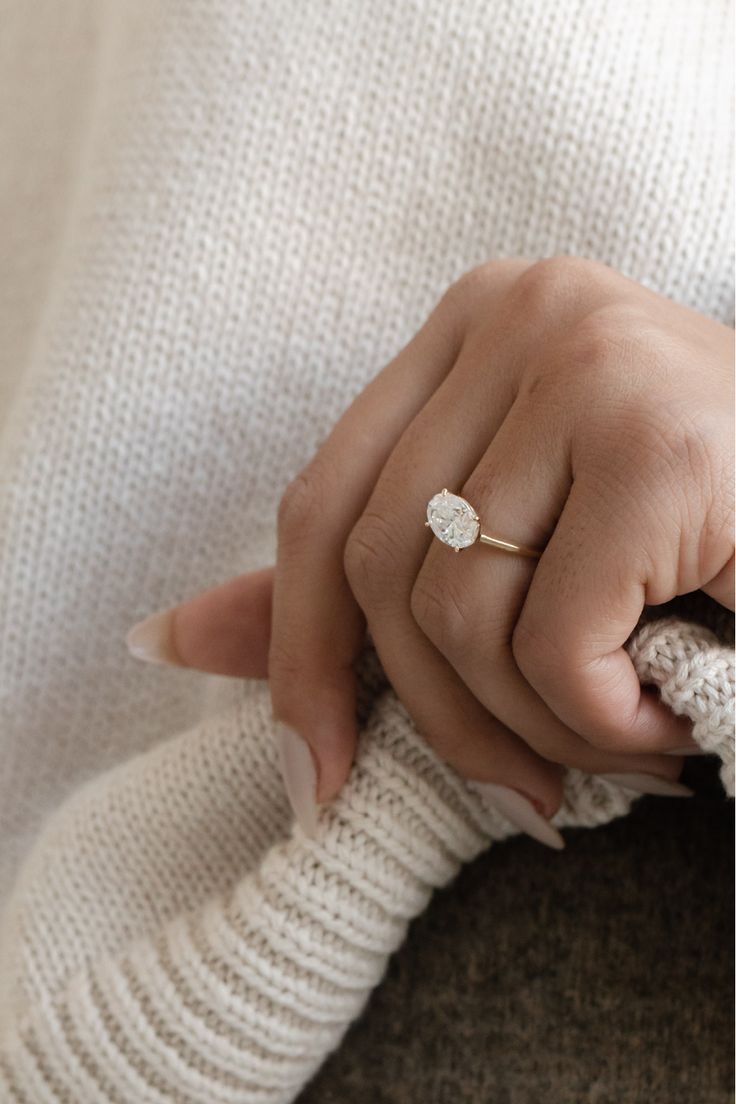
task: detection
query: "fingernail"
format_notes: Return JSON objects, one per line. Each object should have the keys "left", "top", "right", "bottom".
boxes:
{"left": 273, "top": 722, "right": 319, "bottom": 838}
{"left": 467, "top": 782, "right": 565, "bottom": 850}
{"left": 662, "top": 746, "right": 710, "bottom": 757}
{"left": 126, "top": 609, "right": 183, "bottom": 666}
{"left": 597, "top": 772, "right": 693, "bottom": 797}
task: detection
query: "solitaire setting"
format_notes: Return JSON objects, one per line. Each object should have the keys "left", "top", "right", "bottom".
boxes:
{"left": 425, "top": 490, "right": 480, "bottom": 550}
{"left": 425, "top": 488, "right": 543, "bottom": 559}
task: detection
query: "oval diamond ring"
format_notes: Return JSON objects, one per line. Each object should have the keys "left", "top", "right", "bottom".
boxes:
{"left": 425, "top": 489, "right": 542, "bottom": 559}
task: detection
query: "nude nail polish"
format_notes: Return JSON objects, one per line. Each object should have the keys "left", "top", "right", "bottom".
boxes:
{"left": 273, "top": 721, "right": 319, "bottom": 838}
{"left": 597, "top": 772, "right": 693, "bottom": 797}
{"left": 126, "top": 609, "right": 183, "bottom": 666}
{"left": 467, "top": 781, "right": 565, "bottom": 850}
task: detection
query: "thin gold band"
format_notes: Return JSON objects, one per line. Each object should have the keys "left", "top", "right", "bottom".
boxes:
{"left": 425, "top": 489, "right": 544, "bottom": 559}
{"left": 478, "top": 532, "right": 541, "bottom": 559}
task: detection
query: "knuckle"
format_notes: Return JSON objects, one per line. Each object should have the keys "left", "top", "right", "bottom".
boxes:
{"left": 508, "top": 256, "right": 601, "bottom": 319}
{"left": 640, "top": 415, "right": 703, "bottom": 471}
{"left": 565, "top": 308, "right": 630, "bottom": 373}
{"left": 277, "top": 465, "right": 331, "bottom": 545}
{"left": 410, "top": 570, "right": 474, "bottom": 657}
{"left": 607, "top": 405, "right": 716, "bottom": 501}
{"left": 448, "top": 259, "right": 509, "bottom": 299}
{"left": 521, "top": 303, "right": 647, "bottom": 410}
{"left": 543, "top": 320, "right": 629, "bottom": 407}
{"left": 441, "top": 259, "right": 526, "bottom": 327}
{"left": 343, "top": 512, "right": 403, "bottom": 607}
{"left": 568, "top": 306, "right": 666, "bottom": 392}
{"left": 652, "top": 408, "right": 721, "bottom": 476}
{"left": 511, "top": 616, "right": 560, "bottom": 677}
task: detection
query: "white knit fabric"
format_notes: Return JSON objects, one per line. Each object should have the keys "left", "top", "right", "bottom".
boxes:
{"left": 0, "top": 1, "right": 733, "bottom": 1100}
{"left": 628, "top": 618, "right": 735, "bottom": 796}
{"left": 0, "top": 631, "right": 732, "bottom": 1102}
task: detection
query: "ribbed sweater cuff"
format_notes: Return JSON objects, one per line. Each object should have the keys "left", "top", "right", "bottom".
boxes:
{"left": 0, "top": 689, "right": 633, "bottom": 1104}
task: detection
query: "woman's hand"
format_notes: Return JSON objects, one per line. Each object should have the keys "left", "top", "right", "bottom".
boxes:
{"left": 128, "top": 258, "right": 734, "bottom": 831}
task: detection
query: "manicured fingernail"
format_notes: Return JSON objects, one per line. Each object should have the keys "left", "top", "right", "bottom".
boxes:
{"left": 467, "top": 782, "right": 565, "bottom": 850}
{"left": 662, "top": 746, "right": 710, "bottom": 756}
{"left": 598, "top": 772, "right": 693, "bottom": 797}
{"left": 273, "top": 722, "right": 319, "bottom": 838}
{"left": 126, "top": 609, "right": 183, "bottom": 666}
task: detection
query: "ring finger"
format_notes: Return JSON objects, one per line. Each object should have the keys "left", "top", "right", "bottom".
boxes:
{"left": 343, "top": 391, "right": 565, "bottom": 816}
{"left": 353, "top": 337, "right": 686, "bottom": 780}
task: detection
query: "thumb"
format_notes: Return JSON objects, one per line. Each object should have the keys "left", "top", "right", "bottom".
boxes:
{"left": 126, "top": 567, "right": 275, "bottom": 677}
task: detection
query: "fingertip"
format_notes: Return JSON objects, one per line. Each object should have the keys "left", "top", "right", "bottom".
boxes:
{"left": 454, "top": 739, "right": 565, "bottom": 821}
{"left": 273, "top": 721, "right": 320, "bottom": 837}
{"left": 270, "top": 669, "right": 359, "bottom": 804}
{"left": 310, "top": 721, "right": 358, "bottom": 803}
{"left": 512, "top": 764, "right": 565, "bottom": 820}
{"left": 126, "top": 608, "right": 183, "bottom": 667}
{"left": 467, "top": 780, "right": 566, "bottom": 850}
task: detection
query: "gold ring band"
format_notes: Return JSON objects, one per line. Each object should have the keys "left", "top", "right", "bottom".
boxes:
{"left": 426, "top": 489, "right": 542, "bottom": 560}
{"left": 477, "top": 532, "right": 541, "bottom": 559}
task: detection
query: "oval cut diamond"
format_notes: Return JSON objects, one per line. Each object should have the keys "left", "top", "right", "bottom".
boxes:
{"left": 426, "top": 491, "right": 479, "bottom": 549}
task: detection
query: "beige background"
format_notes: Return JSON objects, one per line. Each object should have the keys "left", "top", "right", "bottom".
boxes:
{"left": 0, "top": 1, "right": 153, "bottom": 430}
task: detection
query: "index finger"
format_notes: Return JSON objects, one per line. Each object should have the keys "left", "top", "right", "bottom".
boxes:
{"left": 269, "top": 263, "right": 528, "bottom": 806}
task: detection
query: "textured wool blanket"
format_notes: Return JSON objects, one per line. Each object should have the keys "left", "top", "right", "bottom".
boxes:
{"left": 0, "top": 1, "right": 733, "bottom": 1101}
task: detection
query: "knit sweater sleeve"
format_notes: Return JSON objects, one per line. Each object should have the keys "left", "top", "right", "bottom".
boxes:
{"left": 0, "top": 619, "right": 731, "bottom": 1103}
{"left": 627, "top": 618, "right": 735, "bottom": 797}
{"left": 0, "top": 691, "right": 630, "bottom": 1104}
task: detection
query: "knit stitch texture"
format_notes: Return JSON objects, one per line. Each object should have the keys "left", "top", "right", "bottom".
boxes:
{"left": 0, "top": 628, "right": 732, "bottom": 1103}
{"left": 0, "top": 0, "right": 733, "bottom": 1100}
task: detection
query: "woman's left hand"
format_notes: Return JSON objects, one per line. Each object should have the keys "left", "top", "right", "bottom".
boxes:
{"left": 128, "top": 257, "right": 734, "bottom": 822}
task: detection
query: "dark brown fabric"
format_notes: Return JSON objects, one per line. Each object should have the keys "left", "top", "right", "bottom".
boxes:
{"left": 301, "top": 760, "right": 733, "bottom": 1104}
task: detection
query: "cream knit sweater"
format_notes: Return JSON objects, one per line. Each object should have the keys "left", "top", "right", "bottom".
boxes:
{"left": 0, "top": 1, "right": 733, "bottom": 1101}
